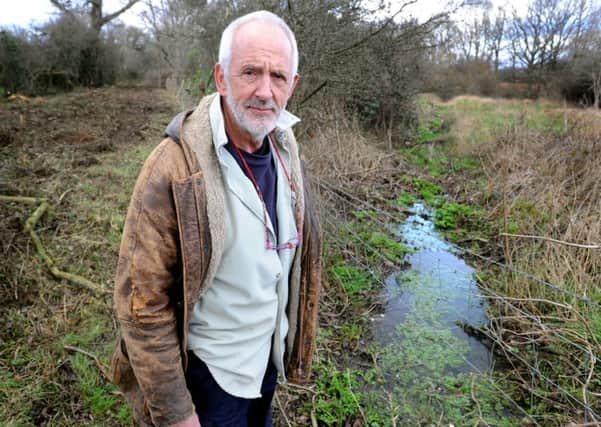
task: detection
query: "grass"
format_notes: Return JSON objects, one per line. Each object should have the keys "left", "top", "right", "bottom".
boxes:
{"left": 329, "top": 262, "right": 374, "bottom": 296}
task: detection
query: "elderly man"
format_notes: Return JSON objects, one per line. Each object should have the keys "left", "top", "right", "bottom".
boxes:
{"left": 110, "top": 10, "right": 321, "bottom": 427}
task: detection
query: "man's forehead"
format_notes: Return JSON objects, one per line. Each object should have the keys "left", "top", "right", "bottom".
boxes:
{"left": 232, "top": 20, "right": 291, "bottom": 57}
{"left": 235, "top": 19, "right": 286, "bottom": 37}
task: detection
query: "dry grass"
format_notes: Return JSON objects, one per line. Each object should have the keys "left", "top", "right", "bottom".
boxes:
{"left": 479, "top": 124, "right": 601, "bottom": 298}
{"left": 301, "top": 104, "right": 403, "bottom": 188}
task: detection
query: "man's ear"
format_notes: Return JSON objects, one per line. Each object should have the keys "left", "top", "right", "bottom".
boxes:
{"left": 215, "top": 63, "right": 227, "bottom": 96}
{"left": 288, "top": 74, "right": 300, "bottom": 99}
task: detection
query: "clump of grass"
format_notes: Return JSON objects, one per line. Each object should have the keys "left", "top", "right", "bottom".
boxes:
{"left": 403, "top": 176, "right": 442, "bottom": 204}
{"left": 434, "top": 200, "right": 475, "bottom": 230}
{"left": 394, "top": 191, "right": 416, "bottom": 207}
{"left": 328, "top": 263, "right": 373, "bottom": 296}
{"left": 302, "top": 102, "right": 401, "bottom": 189}
{"left": 312, "top": 362, "right": 363, "bottom": 426}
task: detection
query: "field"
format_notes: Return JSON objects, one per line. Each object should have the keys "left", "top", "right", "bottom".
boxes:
{"left": 1, "top": 88, "right": 601, "bottom": 426}
{"left": 0, "top": 88, "right": 174, "bottom": 425}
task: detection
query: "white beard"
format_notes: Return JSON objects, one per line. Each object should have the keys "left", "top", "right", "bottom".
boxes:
{"left": 224, "top": 80, "right": 285, "bottom": 142}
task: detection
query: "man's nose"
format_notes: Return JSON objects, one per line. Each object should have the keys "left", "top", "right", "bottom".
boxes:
{"left": 254, "top": 73, "right": 272, "bottom": 99}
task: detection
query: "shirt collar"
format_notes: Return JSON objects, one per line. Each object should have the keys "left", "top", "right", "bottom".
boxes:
{"left": 209, "top": 95, "right": 300, "bottom": 152}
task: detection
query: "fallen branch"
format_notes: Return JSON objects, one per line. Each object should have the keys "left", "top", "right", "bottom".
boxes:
{"left": 274, "top": 391, "right": 292, "bottom": 427}
{"left": 64, "top": 345, "right": 110, "bottom": 381}
{"left": 566, "top": 422, "right": 601, "bottom": 427}
{"left": 346, "top": 369, "right": 366, "bottom": 425}
{"left": 0, "top": 195, "right": 47, "bottom": 204}
{"left": 2, "top": 194, "right": 106, "bottom": 294}
{"left": 499, "top": 232, "right": 601, "bottom": 249}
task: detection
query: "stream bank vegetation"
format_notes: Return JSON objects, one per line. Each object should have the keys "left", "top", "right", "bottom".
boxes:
{"left": 410, "top": 94, "right": 601, "bottom": 425}
{"left": 2, "top": 89, "right": 531, "bottom": 426}
{"left": 271, "top": 105, "right": 530, "bottom": 426}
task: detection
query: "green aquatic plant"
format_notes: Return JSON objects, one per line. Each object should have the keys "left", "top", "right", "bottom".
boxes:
{"left": 394, "top": 191, "right": 416, "bottom": 207}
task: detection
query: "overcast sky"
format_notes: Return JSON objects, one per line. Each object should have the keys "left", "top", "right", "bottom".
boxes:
{"left": 0, "top": 0, "right": 532, "bottom": 30}
{"left": 0, "top": 0, "right": 146, "bottom": 28}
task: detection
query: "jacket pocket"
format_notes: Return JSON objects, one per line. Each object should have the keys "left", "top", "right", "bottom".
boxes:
{"left": 109, "top": 338, "right": 133, "bottom": 387}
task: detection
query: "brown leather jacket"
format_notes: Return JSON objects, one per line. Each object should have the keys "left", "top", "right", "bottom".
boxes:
{"left": 110, "top": 99, "right": 321, "bottom": 427}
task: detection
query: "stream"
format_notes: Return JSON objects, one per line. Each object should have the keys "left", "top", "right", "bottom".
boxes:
{"left": 359, "top": 202, "right": 522, "bottom": 423}
{"left": 371, "top": 202, "right": 498, "bottom": 381}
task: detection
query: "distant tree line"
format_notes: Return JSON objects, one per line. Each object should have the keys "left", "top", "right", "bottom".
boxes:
{"left": 6, "top": 0, "right": 596, "bottom": 141}
{"left": 0, "top": 0, "right": 155, "bottom": 95}
{"left": 423, "top": 0, "right": 601, "bottom": 107}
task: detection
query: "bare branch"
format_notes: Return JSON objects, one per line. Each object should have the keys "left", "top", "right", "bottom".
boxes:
{"left": 99, "top": 0, "right": 140, "bottom": 27}
{"left": 328, "top": 1, "right": 420, "bottom": 57}
{"left": 49, "top": 0, "right": 77, "bottom": 18}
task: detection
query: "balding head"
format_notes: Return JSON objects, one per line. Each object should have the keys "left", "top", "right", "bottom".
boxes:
{"left": 218, "top": 10, "right": 298, "bottom": 80}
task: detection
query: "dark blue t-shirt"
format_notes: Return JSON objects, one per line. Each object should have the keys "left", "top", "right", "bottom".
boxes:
{"left": 225, "top": 137, "right": 278, "bottom": 239}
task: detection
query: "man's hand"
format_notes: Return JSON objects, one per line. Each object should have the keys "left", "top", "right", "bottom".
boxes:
{"left": 172, "top": 413, "right": 201, "bottom": 427}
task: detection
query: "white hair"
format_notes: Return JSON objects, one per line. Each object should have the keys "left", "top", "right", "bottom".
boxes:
{"left": 218, "top": 10, "right": 299, "bottom": 80}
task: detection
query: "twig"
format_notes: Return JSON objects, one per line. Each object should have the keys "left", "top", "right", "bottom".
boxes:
{"left": 499, "top": 232, "right": 601, "bottom": 249}
{"left": 24, "top": 202, "right": 106, "bottom": 294}
{"left": 64, "top": 345, "right": 109, "bottom": 381}
{"left": 3, "top": 194, "right": 106, "bottom": 294}
{"left": 583, "top": 347, "right": 597, "bottom": 424}
{"left": 346, "top": 370, "right": 366, "bottom": 424}
{"left": 274, "top": 391, "right": 292, "bottom": 427}
{"left": 58, "top": 188, "right": 73, "bottom": 203}
{"left": 470, "top": 375, "right": 488, "bottom": 427}
{"left": 281, "top": 381, "right": 316, "bottom": 394}
{"left": 566, "top": 423, "right": 601, "bottom": 426}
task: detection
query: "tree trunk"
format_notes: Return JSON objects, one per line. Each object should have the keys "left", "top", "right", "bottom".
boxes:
{"left": 593, "top": 69, "right": 601, "bottom": 109}
{"left": 91, "top": 0, "right": 103, "bottom": 35}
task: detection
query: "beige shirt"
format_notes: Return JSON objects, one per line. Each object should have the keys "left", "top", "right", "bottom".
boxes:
{"left": 187, "top": 95, "right": 300, "bottom": 398}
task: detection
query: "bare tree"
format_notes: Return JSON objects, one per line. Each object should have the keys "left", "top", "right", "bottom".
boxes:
{"left": 568, "top": 5, "right": 601, "bottom": 107}
{"left": 508, "top": 0, "right": 589, "bottom": 85}
{"left": 485, "top": 7, "right": 505, "bottom": 70}
{"left": 139, "top": 0, "right": 449, "bottom": 138}
{"left": 48, "top": 0, "right": 142, "bottom": 86}
{"left": 50, "top": 0, "right": 141, "bottom": 35}
{"left": 140, "top": 0, "right": 215, "bottom": 101}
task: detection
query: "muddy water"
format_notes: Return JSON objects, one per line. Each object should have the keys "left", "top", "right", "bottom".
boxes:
{"left": 373, "top": 202, "right": 494, "bottom": 373}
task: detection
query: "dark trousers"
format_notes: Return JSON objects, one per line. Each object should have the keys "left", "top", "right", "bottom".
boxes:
{"left": 185, "top": 351, "right": 278, "bottom": 427}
